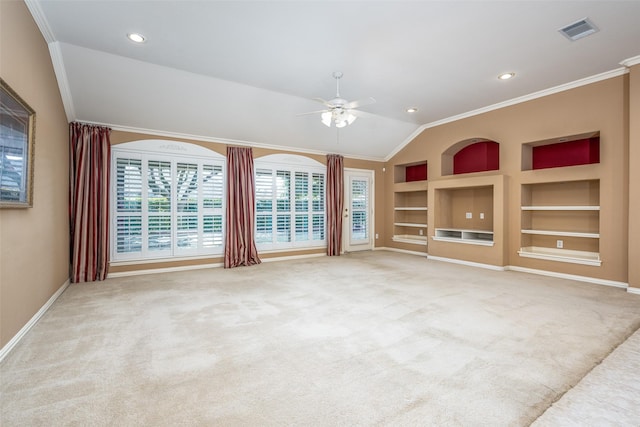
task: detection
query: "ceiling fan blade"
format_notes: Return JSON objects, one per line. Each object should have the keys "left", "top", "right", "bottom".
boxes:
{"left": 312, "top": 97, "right": 334, "bottom": 107}
{"left": 344, "top": 97, "right": 376, "bottom": 109}
{"left": 296, "top": 109, "right": 330, "bottom": 117}
{"left": 348, "top": 109, "right": 377, "bottom": 119}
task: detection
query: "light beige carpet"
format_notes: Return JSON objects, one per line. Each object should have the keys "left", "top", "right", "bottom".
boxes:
{"left": 2, "top": 251, "right": 640, "bottom": 426}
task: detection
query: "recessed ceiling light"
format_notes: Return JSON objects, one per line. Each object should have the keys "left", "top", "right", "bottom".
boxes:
{"left": 127, "top": 33, "right": 146, "bottom": 43}
{"left": 406, "top": 107, "right": 418, "bottom": 113}
{"left": 498, "top": 72, "right": 515, "bottom": 80}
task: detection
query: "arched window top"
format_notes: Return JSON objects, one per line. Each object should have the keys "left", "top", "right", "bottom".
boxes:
{"left": 255, "top": 153, "right": 324, "bottom": 169}
{"left": 114, "top": 139, "right": 224, "bottom": 159}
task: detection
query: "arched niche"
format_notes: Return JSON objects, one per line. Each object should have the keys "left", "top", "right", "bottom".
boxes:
{"left": 441, "top": 138, "right": 499, "bottom": 176}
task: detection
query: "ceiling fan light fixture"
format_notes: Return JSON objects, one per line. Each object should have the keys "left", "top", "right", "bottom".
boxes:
{"left": 346, "top": 113, "right": 357, "bottom": 125}
{"left": 321, "top": 111, "right": 332, "bottom": 127}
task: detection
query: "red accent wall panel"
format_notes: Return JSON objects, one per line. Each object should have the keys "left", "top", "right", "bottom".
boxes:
{"left": 405, "top": 163, "right": 428, "bottom": 182}
{"left": 453, "top": 141, "right": 499, "bottom": 174}
{"left": 532, "top": 138, "right": 600, "bottom": 170}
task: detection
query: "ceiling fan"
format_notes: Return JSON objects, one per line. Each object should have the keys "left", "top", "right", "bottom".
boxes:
{"left": 299, "top": 71, "right": 376, "bottom": 128}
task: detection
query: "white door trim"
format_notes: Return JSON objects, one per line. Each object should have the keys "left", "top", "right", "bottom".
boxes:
{"left": 343, "top": 168, "right": 375, "bottom": 252}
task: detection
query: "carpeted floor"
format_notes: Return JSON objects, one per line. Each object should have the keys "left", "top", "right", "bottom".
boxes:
{"left": 2, "top": 251, "right": 640, "bottom": 426}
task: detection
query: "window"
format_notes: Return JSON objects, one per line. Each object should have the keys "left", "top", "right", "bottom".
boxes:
{"left": 111, "top": 140, "right": 224, "bottom": 261}
{"left": 254, "top": 154, "right": 325, "bottom": 250}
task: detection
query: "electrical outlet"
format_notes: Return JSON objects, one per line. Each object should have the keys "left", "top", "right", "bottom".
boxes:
{"left": 556, "top": 240, "right": 564, "bottom": 249}
{"left": 466, "top": 212, "right": 472, "bottom": 219}
{"left": 375, "top": 233, "right": 379, "bottom": 239}
{"left": 419, "top": 229, "right": 424, "bottom": 236}
{"left": 480, "top": 213, "right": 485, "bottom": 219}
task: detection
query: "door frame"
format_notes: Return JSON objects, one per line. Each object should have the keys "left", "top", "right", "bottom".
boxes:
{"left": 343, "top": 168, "right": 375, "bottom": 253}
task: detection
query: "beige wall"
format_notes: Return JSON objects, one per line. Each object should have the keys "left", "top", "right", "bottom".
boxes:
{"left": 0, "top": 1, "right": 70, "bottom": 347}
{"left": 629, "top": 65, "right": 640, "bottom": 290}
{"left": 2, "top": 0, "right": 635, "bottom": 350}
{"left": 387, "top": 76, "right": 631, "bottom": 282}
{"left": 109, "top": 130, "right": 385, "bottom": 274}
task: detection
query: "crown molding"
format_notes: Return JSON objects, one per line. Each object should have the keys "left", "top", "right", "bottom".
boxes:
{"left": 48, "top": 42, "right": 76, "bottom": 122}
{"left": 383, "top": 125, "right": 431, "bottom": 162}
{"left": 620, "top": 55, "right": 640, "bottom": 68}
{"left": 91, "top": 122, "right": 385, "bottom": 162}
{"left": 385, "top": 66, "right": 629, "bottom": 162}
{"left": 24, "top": 0, "right": 55, "bottom": 43}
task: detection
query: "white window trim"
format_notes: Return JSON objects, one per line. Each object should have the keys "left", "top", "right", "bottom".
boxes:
{"left": 110, "top": 140, "right": 225, "bottom": 263}
{"left": 254, "top": 154, "right": 326, "bottom": 252}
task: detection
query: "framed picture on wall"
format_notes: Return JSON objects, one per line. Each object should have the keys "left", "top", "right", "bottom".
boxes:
{"left": 1, "top": 78, "right": 36, "bottom": 208}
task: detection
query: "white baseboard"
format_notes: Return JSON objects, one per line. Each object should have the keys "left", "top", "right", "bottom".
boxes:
{"left": 507, "top": 265, "right": 628, "bottom": 289}
{"left": 0, "top": 278, "right": 70, "bottom": 363}
{"left": 427, "top": 255, "right": 507, "bottom": 271}
{"left": 378, "top": 246, "right": 428, "bottom": 257}
{"left": 261, "top": 252, "right": 326, "bottom": 263}
{"left": 107, "top": 262, "right": 223, "bottom": 278}
{"left": 108, "top": 252, "right": 329, "bottom": 278}
{"left": 627, "top": 287, "right": 640, "bottom": 295}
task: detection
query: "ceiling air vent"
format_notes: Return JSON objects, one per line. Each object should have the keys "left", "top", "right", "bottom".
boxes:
{"left": 559, "top": 18, "right": 598, "bottom": 41}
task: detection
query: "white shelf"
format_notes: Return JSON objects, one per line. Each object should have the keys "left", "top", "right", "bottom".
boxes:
{"left": 394, "top": 207, "right": 428, "bottom": 211}
{"left": 518, "top": 246, "right": 601, "bottom": 266}
{"left": 521, "top": 229, "right": 599, "bottom": 238}
{"left": 394, "top": 222, "right": 427, "bottom": 228}
{"left": 521, "top": 205, "right": 600, "bottom": 211}
{"left": 432, "top": 228, "right": 494, "bottom": 246}
{"left": 392, "top": 235, "right": 428, "bottom": 245}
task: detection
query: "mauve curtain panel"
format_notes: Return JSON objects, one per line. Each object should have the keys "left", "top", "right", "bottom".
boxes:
{"left": 224, "top": 146, "right": 261, "bottom": 268}
{"left": 69, "top": 122, "right": 111, "bottom": 283}
{"left": 326, "top": 154, "right": 344, "bottom": 256}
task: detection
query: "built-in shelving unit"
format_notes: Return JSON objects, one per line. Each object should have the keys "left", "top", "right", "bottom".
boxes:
{"left": 392, "top": 161, "right": 428, "bottom": 246}
{"left": 441, "top": 138, "right": 500, "bottom": 176}
{"left": 433, "top": 228, "right": 494, "bottom": 246}
{"left": 522, "top": 131, "right": 600, "bottom": 171}
{"left": 431, "top": 184, "right": 495, "bottom": 246}
{"left": 519, "top": 179, "right": 601, "bottom": 266}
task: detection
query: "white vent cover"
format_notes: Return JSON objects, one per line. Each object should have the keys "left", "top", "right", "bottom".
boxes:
{"left": 559, "top": 18, "right": 599, "bottom": 41}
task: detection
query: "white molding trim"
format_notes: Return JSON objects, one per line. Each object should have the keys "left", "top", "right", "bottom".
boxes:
{"left": 627, "top": 287, "right": 640, "bottom": 295}
{"left": 427, "top": 255, "right": 506, "bottom": 271}
{"left": 108, "top": 262, "right": 223, "bottom": 278}
{"left": 110, "top": 254, "right": 222, "bottom": 267}
{"left": 108, "top": 252, "right": 327, "bottom": 277}
{"left": 24, "top": 0, "right": 56, "bottom": 43}
{"left": 507, "top": 265, "right": 628, "bottom": 289}
{"left": 48, "top": 42, "right": 76, "bottom": 122}
{"left": 620, "top": 55, "right": 640, "bottom": 68}
{"left": 0, "top": 278, "right": 70, "bottom": 363}
{"left": 384, "top": 125, "right": 434, "bottom": 162}
{"left": 261, "top": 252, "right": 326, "bottom": 263}
{"left": 378, "top": 246, "right": 428, "bottom": 257}
{"left": 93, "top": 122, "right": 385, "bottom": 163}
{"left": 385, "top": 67, "right": 628, "bottom": 162}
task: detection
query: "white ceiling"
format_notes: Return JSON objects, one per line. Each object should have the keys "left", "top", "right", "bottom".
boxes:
{"left": 27, "top": 1, "right": 640, "bottom": 160}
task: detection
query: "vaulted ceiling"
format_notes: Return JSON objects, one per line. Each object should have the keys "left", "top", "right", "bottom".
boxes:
{"left": 26, "top": 1, "right": 640, "bottom": 160}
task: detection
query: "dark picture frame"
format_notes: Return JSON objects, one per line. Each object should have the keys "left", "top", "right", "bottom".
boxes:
{"left": 1, "top": 78, "right": 36, "bottom": 208}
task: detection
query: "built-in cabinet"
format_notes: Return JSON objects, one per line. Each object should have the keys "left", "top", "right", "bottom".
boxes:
{"left": 518, "top": 132, "right": 602, "bottom": 267}
{"left": 518, "top": 179, "right": 601, "bottom": 266}
{"left": 392, "top": 162, "right": 428, "bottom": 246}
{"left": 388, "top": 130, "right": 604, "bottom": 274}
{"left": 432, "top": 185, "right": 495, "bottom": 246}
{"left": 428, "top": 174, "right": 506, "bottom": 267}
